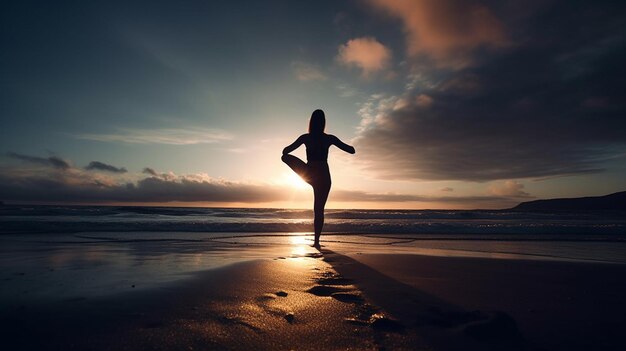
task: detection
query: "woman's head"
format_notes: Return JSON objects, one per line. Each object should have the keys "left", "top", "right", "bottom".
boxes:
{"left": 309, "top": 109, "right": 326, "bottom": 134}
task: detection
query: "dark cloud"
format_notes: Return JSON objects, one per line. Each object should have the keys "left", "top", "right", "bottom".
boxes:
{"left": 85, "top": 161, "right": 127, "bottom": 173}
{"left": 7, "top": 152, "right": 70, "bottom": 170}
{"left": 0, "top": 159, "right": 522, "bottom": 206}
{"left": 0, "top": 168, "right": 283, "bottom": 203}
{"left": 142, "top": 167, "right": 158, "bottom": 176}
{"left": 125, "top": 177, "right": 278, "bottom": 203}
{"left": 333, "top": 190, "right": 425, "bottom": 202}
{"left": 355, "top": 0, "right": 626, "bottom": 181}
{"left": 332, "top": 189, "right": 518, "bottom": 204}
{"left": 488, "top": 180, "right": 530, "bottom": 197}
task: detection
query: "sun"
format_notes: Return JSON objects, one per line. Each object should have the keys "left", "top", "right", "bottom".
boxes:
{"left": 284, "top": 171, "right": 308, "bottom": 189}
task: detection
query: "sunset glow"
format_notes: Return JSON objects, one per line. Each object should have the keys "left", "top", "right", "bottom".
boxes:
{"left": 1, "top": 2, "right": 626, "bottom": 350}
{"left": 1, "top": 1, "right": 624, "bottom": 209}
{"left": 283, "top": 171, "right": 309, "bottom": 190}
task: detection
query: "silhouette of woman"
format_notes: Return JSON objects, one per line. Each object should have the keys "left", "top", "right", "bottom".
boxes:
{"left": 282, "top": 109, "right": 355, "bottom": 248}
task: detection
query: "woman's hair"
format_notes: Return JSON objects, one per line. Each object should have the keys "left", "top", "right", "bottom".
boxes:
{"left": 309, "top": 109, "right": 326, "bottom": 134}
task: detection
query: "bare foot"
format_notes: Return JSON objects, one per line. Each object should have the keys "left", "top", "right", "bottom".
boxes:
{"left": 312, "top": 242, "right": 322, "bottom": 250}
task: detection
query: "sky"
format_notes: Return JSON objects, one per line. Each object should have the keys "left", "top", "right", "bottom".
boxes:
{"left": 1, "top": 0, "right": 625, "bottom": 209}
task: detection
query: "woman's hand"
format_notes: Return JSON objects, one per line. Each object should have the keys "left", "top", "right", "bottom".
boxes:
{"left": 282, "top": 135, "right": 305, "bottom": 155}
{"left": 331, "top": 135, "right": 355, "bottom": 154}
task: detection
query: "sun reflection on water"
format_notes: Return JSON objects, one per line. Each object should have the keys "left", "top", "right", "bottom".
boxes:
{"left": 290, "top": 235, "right": 309, "bottom": 246}
{"left": 290, "top": 235, "right": 311, "bottom": 257}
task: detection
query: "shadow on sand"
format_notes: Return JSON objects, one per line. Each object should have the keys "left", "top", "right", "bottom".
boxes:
{"left": 319, "top": 248, "right": 527, "bottom": 350}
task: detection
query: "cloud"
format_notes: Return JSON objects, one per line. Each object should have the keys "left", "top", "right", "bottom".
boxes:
{"left": 353, "top": 91, "right": 619, "bottom": 181}
{"left": 368, "top": 0, "right": 508, "bottom": 68}
{"left": 142, "top": 167, "right": 158, "bottom": 176}
{"left": 337, "top": 37, "right": 392, "bottom": 77}
{"left": 85, "top": 161, "right": 127, "bottom": 173}
{"left": 7, "top": 152, "right": 70, "bottom": 170}
{"left": 332, "top": 189, "right": 521, "bottom": 205}
{"left": 332, "top": 190, "right": 425, "bottom": 202}
{"left": 438, "top": 73, "right": 482, "bottom": 94}
{"left": 76, "top": 128, "right": 232, "bottom": 145}
{"left": 0, "top": 171, "right": 276, "bottom": 204}
{"left": 353, "top": 2, "right": 626, "bottom": 181}
{"left": 582, "top": 97, "right": 610, "bottom": 109}
{"left": 291, "top": 61, "right": 327, "bottom": 81}
{"left": 335, "top": 83, "right": 360, "bottom": 98}
{"left": 489, "top": 180, "right": 530, "bottom": 197}
{"left": 0, "top": 154, "right": 523, "bottom": 206}
{"left": 0, "top": 159, "right": 285, "bottom": 203}
{"left": 415, "top": 94, "right": 433, "bottom": 108}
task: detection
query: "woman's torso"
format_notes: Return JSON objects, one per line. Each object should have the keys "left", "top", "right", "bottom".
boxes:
{"left": 304, "top": 133, "right": 331, "bottom": 163}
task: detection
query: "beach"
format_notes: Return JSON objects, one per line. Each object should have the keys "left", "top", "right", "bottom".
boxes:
{"left": 2, "top": 239, "right": 423, "bottom": 351}
{"left": 2, "top": 230, "right": 626, "bottom": 350}
{"left": 328, "top": 252, "right": 626, "bottom": 351}
{"left": 2, "top": 207, "right": 626, "bottom": 349}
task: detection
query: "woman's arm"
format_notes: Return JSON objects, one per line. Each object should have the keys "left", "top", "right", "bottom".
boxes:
{"left": 282, "top": 134, "right": 306, "bottom": 155}
{"left": 330, "top": 135, "right": 355, "bottom": 154}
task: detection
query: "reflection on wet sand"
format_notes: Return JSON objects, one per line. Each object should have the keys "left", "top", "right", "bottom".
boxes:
{"left": 2, "top": 231, "right": 626, "bottom": 305}
{"left": 2, "top": 231, "right": 626, "bottom": 350}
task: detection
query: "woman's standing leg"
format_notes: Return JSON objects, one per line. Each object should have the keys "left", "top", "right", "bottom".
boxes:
{"left": 312, "top": 182, "right": 331, "bottom": 248}
{"left": 283, "top": 155, "right": 331, "bottom": 248}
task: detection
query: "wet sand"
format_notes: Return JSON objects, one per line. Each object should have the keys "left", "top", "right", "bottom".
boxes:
{"left": 2, "top": 246, "right": 626, "bottom": 350}
{"left": 326, "top": 251, "right": 626, "bottom": 351}
{"left": 2, "top": 250, "right": 420, "bottom": 350}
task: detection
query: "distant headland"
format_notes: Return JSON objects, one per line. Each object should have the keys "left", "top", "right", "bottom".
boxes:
{"left": 512, "top": 191, "right": 626, "bottom": 211}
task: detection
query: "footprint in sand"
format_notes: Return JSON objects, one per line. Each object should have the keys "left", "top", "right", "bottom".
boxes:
{"left": 316, "top": 276, "right": 353, "bottom": 286}
{"left": 257, "top": 293, "right": 277, "bottom": 301}
{"left": 331, "top": 292, "right": 364, "bottom": 303}
{"left": 310, "top": 269, "right": 405, "bottom": 333}
{"left": 219, "top": 315, "right": 263, "bottom": 332}
{"left": 345, "top": 310, "right": 404, "bottom": 333}
{"left": 307, "top": 284, "right": 363, "bottom": 304}
{"left": 307, "top": 285, "right": 346, "bottom": 296}
{"left": 370, "top": 314, "right": 404, "bottom": 332}
{"left": 308, "top": 262, "right": 404, "bottom": 337}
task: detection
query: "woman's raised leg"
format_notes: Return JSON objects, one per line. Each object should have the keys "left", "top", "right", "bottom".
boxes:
{"left": 281, "top": 154, "right": 309, "bottom": 182}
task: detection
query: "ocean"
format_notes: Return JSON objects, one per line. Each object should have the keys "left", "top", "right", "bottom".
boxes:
{"left": 2, "top": 205, "right": 626, "bottom": 236}
{"left": 2, "top": 205, "right": 625, "bottom": 301}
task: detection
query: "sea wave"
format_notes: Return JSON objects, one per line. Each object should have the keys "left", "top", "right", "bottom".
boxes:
{"left": 1, "top": 205, "right": 625, "bottom": 236}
